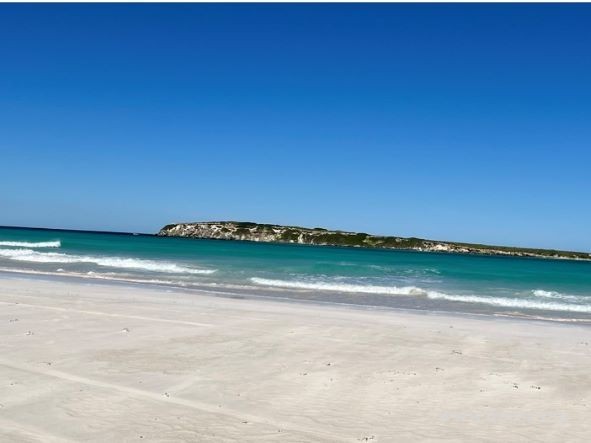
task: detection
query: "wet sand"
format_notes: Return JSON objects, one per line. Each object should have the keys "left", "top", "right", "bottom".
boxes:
{"left": 1, "top": 276, "right": 590, "bottom": 442}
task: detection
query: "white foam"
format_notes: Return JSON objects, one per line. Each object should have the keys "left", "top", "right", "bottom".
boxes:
{"left": 533, "top": 289, "right": 563, "bottom": 298}
{"left": 250, "top": 277, "right": 591, "bottom": 314}
{"left": 426, "top": 292, "right": 591, "bottom": 313}
{"left": 0, "top": 248, "right": 216, "bottom": 275}
{"left": 0, "top": 240, "right": 61, "bottom": 248}
{"left": 0, "top": 266, "right": 182, "bottom": 285}
{"left": 250, "top": 277, "right": 427, "bottom": 295}
{"left": 531, "top": 289, "right": 586, "bottom": 302}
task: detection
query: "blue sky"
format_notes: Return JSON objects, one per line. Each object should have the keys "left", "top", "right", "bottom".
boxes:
{"left": 1, "top": 4, "right": 590, "bottom": 251}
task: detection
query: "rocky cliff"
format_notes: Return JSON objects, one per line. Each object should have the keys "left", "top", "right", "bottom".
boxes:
{"left": 157, "top": 221, "right": 590, "bottom": 261}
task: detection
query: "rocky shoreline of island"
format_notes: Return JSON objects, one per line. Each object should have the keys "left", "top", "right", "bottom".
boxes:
{"left": 157, "top": 221, "right": 591, "bottom": 261}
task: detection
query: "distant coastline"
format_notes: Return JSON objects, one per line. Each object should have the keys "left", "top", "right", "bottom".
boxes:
{"left": 158, "top": 221, "right": 591, "bottom": 262}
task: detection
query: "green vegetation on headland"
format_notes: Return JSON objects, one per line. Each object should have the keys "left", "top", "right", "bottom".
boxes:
{"left": 158, "top": 221, "right": 591, "bottom": 261}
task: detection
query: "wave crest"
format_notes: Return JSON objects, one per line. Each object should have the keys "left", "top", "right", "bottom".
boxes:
{"left": 0, "top": 240, "right": 61, "bottom": 248}
{"left": 531, "top": 289, "right": 586, "bottom": 302}
{"left": 0, "top": 248, "right": 215, "bottom": 275}
{"left": 250, "top": 277, "right": 427, "bottom": 296}
{"left": 250, "top": 277, "right": 591, "bottom": 313}
{"left": 426, "top": 292, "right": 591, "bottom": 313}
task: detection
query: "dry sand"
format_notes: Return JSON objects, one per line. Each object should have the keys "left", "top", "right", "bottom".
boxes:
{"left": 1, "top": 276, "right": 590, "bottom": 442}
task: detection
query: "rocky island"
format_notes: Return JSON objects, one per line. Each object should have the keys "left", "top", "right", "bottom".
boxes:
{"left": 158, "top": 221, "right": 590, "bottom": 261}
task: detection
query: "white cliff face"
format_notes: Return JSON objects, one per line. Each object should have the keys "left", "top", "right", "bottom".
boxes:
{"left": 157, "top": 222, "right": 591, "bottom": 261}
{"left": 163, "top": 223, "right": 290, "bottom": 242}
{"left": 158, "top": 222, "right": 355, "bottom": 243}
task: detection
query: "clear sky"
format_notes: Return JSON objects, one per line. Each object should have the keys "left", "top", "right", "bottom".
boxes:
{"left": 1, "top": 4, "right": 590, "bottom": 251}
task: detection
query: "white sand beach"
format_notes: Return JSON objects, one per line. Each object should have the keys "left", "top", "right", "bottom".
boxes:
{"left": 1, "top": 276, "right": 590, "bottom": 442}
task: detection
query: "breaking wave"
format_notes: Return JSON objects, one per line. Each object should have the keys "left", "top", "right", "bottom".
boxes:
{"left": 0, "top": 240, "right": 61, "bottom": 248}
{"left": 250, "top": 277, "right": 427, "bottom": 295}
{"left": 531, "top": 289, "right": 587, "bottom": 302}
{"left": 0, "top": 248, "right": 216, "bottom": 275}
{"left": 426, "top": 292, "right": 591, "bottom": 313}
{"left": 250, "top": 278, "right": 591, "bottom": 313}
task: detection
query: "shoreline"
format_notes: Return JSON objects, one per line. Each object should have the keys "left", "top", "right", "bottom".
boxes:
{"left": 2, "top": 272, "right": 590, "bottom": 331}
{"left": 2, "top": 275, "right": 591, "bottom": 441}
{"left": 2, "top": 268, "right": 590, "bottom": 326}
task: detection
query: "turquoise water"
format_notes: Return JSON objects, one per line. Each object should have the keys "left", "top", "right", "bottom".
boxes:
{"left": 1, "top": 226, "right": 590, "bottom": 320}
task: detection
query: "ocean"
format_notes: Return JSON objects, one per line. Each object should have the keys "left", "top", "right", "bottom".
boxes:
{"left": 1, "top": 226, "right": 590, "bottom": 321}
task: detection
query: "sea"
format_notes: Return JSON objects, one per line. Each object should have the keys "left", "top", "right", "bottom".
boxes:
{"left": 1, "top": 226, "right": 590, "bottom": 322}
